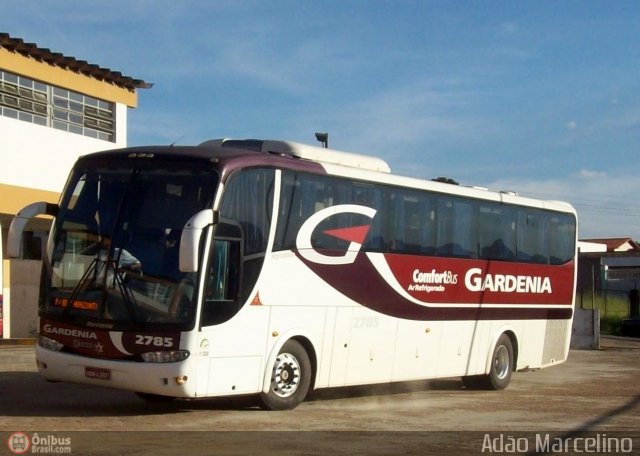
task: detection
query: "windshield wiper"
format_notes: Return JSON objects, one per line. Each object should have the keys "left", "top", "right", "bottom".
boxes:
{"left": 66, "top": 257, "right": 138, "bottom": 322}
{"left": 67, "top": 257, "right": 100, "bottom": 305}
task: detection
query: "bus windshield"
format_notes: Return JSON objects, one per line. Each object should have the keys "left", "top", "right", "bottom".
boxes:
{"left": 44, "top": 164, "right": 217, "bottom": 330}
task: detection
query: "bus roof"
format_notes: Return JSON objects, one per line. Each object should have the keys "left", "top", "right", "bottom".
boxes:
{"left": 199, "top": 139, "right": 391, "bottom": 173}
{"left": 76, "top": 140, "right": 575, "bottom": 215}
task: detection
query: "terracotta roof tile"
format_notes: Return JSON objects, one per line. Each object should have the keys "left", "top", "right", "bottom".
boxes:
{"left": 0, "top": 32, "right": 150, "bottom": 91}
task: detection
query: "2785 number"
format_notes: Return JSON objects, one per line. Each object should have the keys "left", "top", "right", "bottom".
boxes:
{"left": 135, "top": 335, "right": 173, "bottom": 347}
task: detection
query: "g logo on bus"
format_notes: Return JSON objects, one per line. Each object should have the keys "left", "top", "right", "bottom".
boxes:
{"left": 296, "top": 204, "right": 377, "bottom": 265}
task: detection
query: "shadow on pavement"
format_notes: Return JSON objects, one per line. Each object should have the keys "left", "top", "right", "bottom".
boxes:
{"left": 0, "top": 370, "right": 468, "bottom": 417}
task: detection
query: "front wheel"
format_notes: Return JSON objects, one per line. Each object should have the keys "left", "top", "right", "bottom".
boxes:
{"left": 259, "top": 340, "right": 311, "bottom": 410}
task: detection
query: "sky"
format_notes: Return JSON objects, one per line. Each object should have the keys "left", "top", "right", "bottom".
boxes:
{"left": 4, "top": 1, "right": 640, "bottom": 240}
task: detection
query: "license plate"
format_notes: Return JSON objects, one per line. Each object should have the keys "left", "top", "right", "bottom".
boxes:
{"left": 85, "top": 366, "right": 111, "bottom": 381}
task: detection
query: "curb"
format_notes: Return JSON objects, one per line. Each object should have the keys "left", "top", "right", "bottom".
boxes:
{"left": 600, "top": 334, "right": 640, "bottom": 341}
{"left": 0, "top": 338, "right": 36, "bottom": 347}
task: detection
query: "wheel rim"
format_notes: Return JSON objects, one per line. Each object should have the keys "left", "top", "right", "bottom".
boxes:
{"left": 270, "top": 352, "right": 301, "bottom": 398}
{"left": 493, "top": 345, "right": 510, "bottom": 380}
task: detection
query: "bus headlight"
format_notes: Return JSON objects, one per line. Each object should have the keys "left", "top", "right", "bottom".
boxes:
{"left": 141, "top": 350, "right": 190, "bottom": 363}
{"left": 38, "top": 335, "right": 64, "bottom": 352}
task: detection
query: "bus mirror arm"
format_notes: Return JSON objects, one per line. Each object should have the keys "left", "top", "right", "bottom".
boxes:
{"left": 179, "top": 209, "right": 217, "bottom": 273}
{"left": 7, "top": 201, "right": 59, "bottom": 258}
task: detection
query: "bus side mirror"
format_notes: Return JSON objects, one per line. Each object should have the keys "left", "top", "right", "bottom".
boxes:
{"left": 179, "top": 209, "right": 217, "bottom": 273}
{"left": 8, "top": 202, "right": 58, "bottom": 258}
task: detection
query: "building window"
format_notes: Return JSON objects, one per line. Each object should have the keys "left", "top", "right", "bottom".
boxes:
{"left": 0, "top": 70, "right": 115, "bottom": 142}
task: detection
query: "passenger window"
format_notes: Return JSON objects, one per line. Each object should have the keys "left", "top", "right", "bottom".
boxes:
{"left": 478, "top": 204, "right": 516, "bottom": 261}
{"left": 549, "top": 214, "right": 576, "bottom": 264}
{"left": 389, "top": 190, "right": 436, "bottom": 255}
{"left": 219, "top": 169, "right": 275, "bottom": 307}
{"left": 437, "top": 198, "right": 475, "bottom": 258}
{"left": 220, "top": 169, "right": 274, "bottom": 256}
{"left": 517, "top": 211, "right": 548, "bottom": 264}
{"left": 274, "top": 173, "right": 332, "bottom": 251}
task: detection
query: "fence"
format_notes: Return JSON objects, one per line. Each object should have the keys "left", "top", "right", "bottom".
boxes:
{"left": 577, "top": 289, "right": 631, "bottom": 318}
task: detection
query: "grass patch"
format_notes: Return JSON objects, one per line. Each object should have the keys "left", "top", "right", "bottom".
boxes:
{"left": 576, "top": 292, "right": 629, "bottom": 318}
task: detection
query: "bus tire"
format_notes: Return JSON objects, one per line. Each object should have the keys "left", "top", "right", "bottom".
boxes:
{"left": 259, "top": 340, "right": 311, "bottom": 411}
{"left": 463, "top": 334, "right": 514, "bottom": 390}
{"left": 485, "top": 334, "right": 514, "bottom": 390}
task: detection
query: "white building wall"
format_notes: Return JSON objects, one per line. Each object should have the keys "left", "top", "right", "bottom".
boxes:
{"left": 578, "top": 241, "right": 607, "bottom": 254}
{"left": 1, "top": 102, "right": 128, "bottom": 338}
{"left": 0, "top": 102, "right": 127, "bottom": 192}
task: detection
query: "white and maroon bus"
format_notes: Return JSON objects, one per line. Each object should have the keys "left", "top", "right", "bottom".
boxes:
{"left": 8, "top": 139, "right": 577, "bottom": 409}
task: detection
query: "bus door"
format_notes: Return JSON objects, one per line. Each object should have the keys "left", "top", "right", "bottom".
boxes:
{"left": 181, "top": 211, "right": 268, "bottom": 397}
{"left": 198, "top": 219, "right": 269, "bottom": 396}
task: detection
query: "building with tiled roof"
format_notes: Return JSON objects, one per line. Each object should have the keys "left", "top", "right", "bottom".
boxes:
{"left": 0, "top": 32, "right": 149, "bottom": 337}
{"left": 580, "top": 237, "right": 640, "bottom": 252}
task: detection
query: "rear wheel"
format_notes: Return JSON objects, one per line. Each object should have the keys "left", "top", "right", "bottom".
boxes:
{"left": 462, "top": 334, "right": 514, "bottom": 390}
{"left": 487, "top": 334, "right": 513, "bottom": 390}
{"left": 259, "top": 340, "right": 311, "bottom": 410}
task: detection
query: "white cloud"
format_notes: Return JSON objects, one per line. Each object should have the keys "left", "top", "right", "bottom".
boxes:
{"left": 574, "top": 169, "right": 607, "bottom": 179}
{"left": 603, "top": 105, "right": 640, "bottom": 130}
{"left": 214, "top": 41, "right": 306, "bottom": 94}
{"left": 282, "top": 78, "right": 502, "bottom": 163}
{"left": 486, "top": 169, "right": 640, "bottom": 240}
